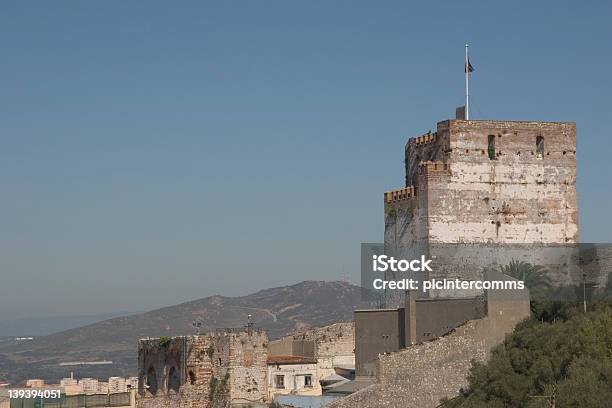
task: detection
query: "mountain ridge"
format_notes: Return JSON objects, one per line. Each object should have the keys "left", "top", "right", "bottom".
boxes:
{"left": 0, "top": 280, "right": 371, "bottom": 384}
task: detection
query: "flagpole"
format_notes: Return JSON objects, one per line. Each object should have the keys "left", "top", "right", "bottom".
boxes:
{"left": 465, "top": 43, "right": 469, "bottom": 120}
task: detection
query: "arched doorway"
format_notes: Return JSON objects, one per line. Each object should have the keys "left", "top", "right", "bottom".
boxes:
{"left": 167, "top": 365, "right": 180, "bottom": 393}
{"left": 146, "top": 366, "right": 158, "bottom": 396}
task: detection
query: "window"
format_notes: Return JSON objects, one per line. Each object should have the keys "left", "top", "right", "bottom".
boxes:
{"left": 275, "top": 375, "right": 285, "bottom": 389}
{"left": 188, "top": 370, "right": 196, "bottom": 385}
{"left": 487, "top": 135, "right": 496, "bottom": 160}
{"left": 536, "top": 136, "right": 544, "bottom": 158}
{"left": 304, "top": 375, "right": 313, "bottom": 388}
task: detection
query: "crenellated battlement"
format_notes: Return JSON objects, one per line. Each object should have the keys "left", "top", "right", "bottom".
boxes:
{"left": 418, "top": 160, "right": 450, "bottom": 173}
{"left": 384, "top": 186, "right": 416, "bottom": 203}
{"left": 408, "top": 132, "right": 438, "bottom": 147}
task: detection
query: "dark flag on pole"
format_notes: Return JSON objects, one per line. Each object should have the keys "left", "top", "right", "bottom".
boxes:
{"left": 464, "top": 44, "right": 472, "bottom": 119}
{"left": 465, "top": 58, "right": 474, "bottom": 73}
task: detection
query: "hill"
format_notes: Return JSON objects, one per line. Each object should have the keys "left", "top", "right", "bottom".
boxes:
{"left": 0, "top": 312, "right": 135, "bottom": 337}
{"left": 0, "top": 280, "right": 370, "bottom": 384}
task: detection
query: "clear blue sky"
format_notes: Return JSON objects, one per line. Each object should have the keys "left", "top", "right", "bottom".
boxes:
{"left": 1, "top": 1, "right": 610, "bottom": 320}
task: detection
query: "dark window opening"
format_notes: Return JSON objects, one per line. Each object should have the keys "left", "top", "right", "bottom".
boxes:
{"left": 536, "top": 136, "right": 544, "bottom": 158}
{"left": 487, "top": 135, "right": 496, "bottom": 160}
{"left": 275, "top": 375, "right": 285, "bottom": 389}
{"left": 188, "top": 370, "right": 196, "bottom": 385}
{"left": 304, "top": 375, "right": 313, "bottom": 387}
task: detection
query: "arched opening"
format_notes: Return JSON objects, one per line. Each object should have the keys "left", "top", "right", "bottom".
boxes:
{"left": 167, "top": 366, "right": 180, "bottom": 393}
{"left": 487, "top": 135, "right": 496, "bottom": 160}
{"left": 536, "top": 136, "right": 544, "bottom": 158}
{"left": 188, "top": 370, "right": 196, "bottom": 385}
{"left": 146, "top": 366, "right": 158, "bottom": 396}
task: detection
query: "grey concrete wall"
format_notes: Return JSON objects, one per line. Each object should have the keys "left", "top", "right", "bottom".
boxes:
{"left": 268, "top": 337, "right": 293, "bottom": 357}
{"left": 412, "top": 297, "right": 486, "bottom": 343}
{"left": 354, "top": 297, "right": 485, "bottom": 377}
{"left": 354, "top": 310, "right": 404, "bottom": 377}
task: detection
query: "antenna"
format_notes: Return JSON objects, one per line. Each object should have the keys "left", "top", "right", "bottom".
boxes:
{"left": 246, "top": 314, "right": 253, "bottom": 334}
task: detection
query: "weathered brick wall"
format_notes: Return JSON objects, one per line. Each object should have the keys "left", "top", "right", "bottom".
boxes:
{"left": 427, "top": 120, "right": 578, "bottom": 245}
{"left": 309, "top": 323, "right": 355, "bottom": 394}
{"left": 226, "top": 331, "right": 268, "bottom": 405}
{"left": 137, "top": 330, "right": 268, "bottom": 408}
{"left": 387, "top": 119, "right": 578, "bottom": 249}
{"left": 136, "top": 384, "right": 227, "bottom": 408}
{"left": 404, "top": 130, "right": 450, "bottom": 187}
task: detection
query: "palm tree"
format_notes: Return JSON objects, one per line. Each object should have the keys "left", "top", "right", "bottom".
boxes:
{"left": 500, "top": 260, "right": 551, "bottom": 300}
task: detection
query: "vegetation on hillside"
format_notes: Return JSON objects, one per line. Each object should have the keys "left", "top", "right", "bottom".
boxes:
{"left": 442, "top": 262, "right": 612, "bottom": 408}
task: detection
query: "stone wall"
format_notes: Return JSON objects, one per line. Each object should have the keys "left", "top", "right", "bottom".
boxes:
{"left": 226, "top": 331, "right": 268, "bottom": 405}
{"left": 384, "top": 119, "right": 579, "bottom": 307}
{"left": 328, "top": 294, "right": 530, "bottom": 408}
{"left": 136, "top": 330, "right": 268, "bottom": 408}
{"left": 268, "top": 337, "right": 315, "bottom": 358}
{"left": 398, "top": 119, "right": 578, "bottom": 246}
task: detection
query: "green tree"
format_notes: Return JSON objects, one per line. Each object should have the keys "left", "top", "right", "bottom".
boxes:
{"left": 441, "top": 305, "right": 612, "bottom": 408}
{"left": 500, "top": 260, "right": 551, "bottom": 300}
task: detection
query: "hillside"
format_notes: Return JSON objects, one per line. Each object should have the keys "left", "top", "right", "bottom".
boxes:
{"left": 0, "top": 312, "right": 135, "bottom": 337}
{"left": 0, "top": 280, "right": 370, "bottom": 383}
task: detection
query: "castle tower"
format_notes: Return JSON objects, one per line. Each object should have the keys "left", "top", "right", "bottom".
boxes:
{"left": 383, "top": 119, "right": 578, "bottom": 305}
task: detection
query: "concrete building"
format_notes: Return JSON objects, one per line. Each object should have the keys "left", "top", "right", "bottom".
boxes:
{"left": 109, "top": 377, "right": 127, "bottom": 393}
{"left": 60, "top": 377, "right": 78, "bottom": 387}
{"left": 79, "top": 378, "right": 100, "bottom": 394}
{"left": 25, "top": 379, "right": 45, "bottom": 388}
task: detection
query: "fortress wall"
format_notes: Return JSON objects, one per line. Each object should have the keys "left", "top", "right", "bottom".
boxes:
{"left": 329, "top": 295, "right": 530, "bottom": 408}
{"left": 386, "top": 119, "right": 579, "bottom": 267}
{"left": 427, "top": 120, "right": 578, "bottom": 245}
{"left": 226, "top": 331, "right": 268, "bottom": 404}
{"left": 404, "top": 128, "right": 451, "bottom": 187}
{"left": 136, "top": 331, "right": 268, "bottom": 408}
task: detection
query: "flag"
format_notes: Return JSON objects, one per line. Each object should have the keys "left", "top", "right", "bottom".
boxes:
{"left": 465, "top": 58, "right": 474, "bottom": 73}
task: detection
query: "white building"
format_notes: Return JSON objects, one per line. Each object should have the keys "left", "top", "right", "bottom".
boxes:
{"left": 108, "top": 377, "right": 127, "bottom": 393}
{"left": 267, "top": 356, "right": 318, "bottom": 400}
{"left": 78, "top": 378, "right": 99, "bottom": 394}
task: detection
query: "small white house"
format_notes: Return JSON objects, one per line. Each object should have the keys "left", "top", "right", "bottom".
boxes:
{"left": 267, "top": 356, "right": 318, "bottom": 400}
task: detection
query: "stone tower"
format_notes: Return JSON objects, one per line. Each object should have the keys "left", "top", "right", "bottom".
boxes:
{"left": 383, "top": 119, "right": 578, "bottom": 305}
